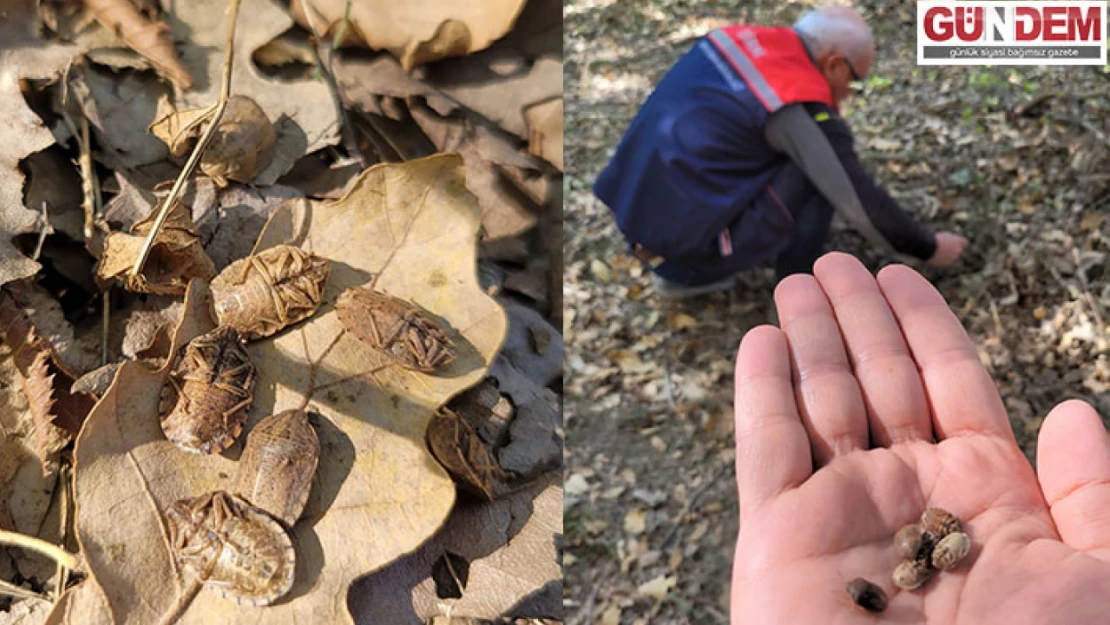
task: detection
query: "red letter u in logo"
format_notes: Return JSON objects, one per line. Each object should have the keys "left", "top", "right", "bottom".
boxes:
{"left": 955, "top": 6, "right": 984, "bottom": 41}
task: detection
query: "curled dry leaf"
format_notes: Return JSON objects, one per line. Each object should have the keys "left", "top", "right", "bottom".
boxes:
{"left": 290, "top": 0, "right": 528, "bottom": 70}
{"left": 347, "top": 476, "right": 562, "bottom": 624}
{"left": 96, "top": 200, "right": 215, "bottom": 294}
{"left": 150, "top": 95, "right": 278, "bottom": 187}
{"left": 0, "top": 0, "right": 79, "bottom": 288}
{"left": 70, "top": 154, "right": 506, "bottom": 624}
{"left": 23, "top": 351, "right": 75, "bottom": 475}
{"left": 0, "top": 289, "right": 95, "bottom": 472}
{"left": 82, "top": 0, "right": 194, "bottom": 88}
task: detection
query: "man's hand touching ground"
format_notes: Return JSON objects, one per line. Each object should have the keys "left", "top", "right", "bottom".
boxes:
{"left": 926, "top": 232, "right": 968, "bottom": 268}
{"left": 730, "top": 252, "right": 1110, "bottom": 624}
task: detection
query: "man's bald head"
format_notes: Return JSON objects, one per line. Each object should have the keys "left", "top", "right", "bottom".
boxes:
{"left": 794, "top": 6, "right": 874, "bottom": 67}
{"left": 794, "top": 6, "right": 874, "bottom": 104}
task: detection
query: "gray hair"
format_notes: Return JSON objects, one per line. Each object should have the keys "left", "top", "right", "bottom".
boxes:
{"left": 794, "top": 6, "right": 874, "bottom": 64}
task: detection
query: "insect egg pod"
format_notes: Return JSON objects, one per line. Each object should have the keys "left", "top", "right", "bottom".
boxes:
{"left": 210, "top": 245, "right": 331, "bottom": 340}
{"left": 931, "top": 531, "right": 971, "bottom": 570}
{"left": 891, "top": 559, "right": 934, "bottom": 591}
{"left": 893, "top": 523, "right": 925, "bottom": 560}
{"left": 159, "top": 326, "right": 256, "bottom": 454}
{"left": 234, "top": 409, "right": 320, "bottom": 526}
{"left": 335, "top": 286, "right": 458, "bottom": 373}
{"left": 920, "top": 507, "right": 962, "bottom": 537}
{"left": 844, "top": 577, "right": 887, "bottom": 613}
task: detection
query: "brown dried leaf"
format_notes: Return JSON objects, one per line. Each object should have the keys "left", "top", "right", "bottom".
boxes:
{"left": 72, "top": 155, "right": 506, "bottom": 624}
{"left": 409, "top": 103, "right": 541, "bottom": 241}
{"left": 44, "top": 577, "right": 112, "bottom": 625}
{"left": 23, "top": 351, "right": 73, "bottom": 474}
{"left": 0, "top": 1, "right": 80, "bottom": 288}
{"left": 0, "top": 288, "right": 95, "bottom": 440}
{"left": 70, "top": 0, "right": 338, "bottom": 180}
{"left": 523, "top": 97, "right": 563, "bottom": 171}
{"left": 348, "top": 477, "right": 562, "bottom": 623}
{"left": 96, "top": 201, "right": 216, "bottom": 294}
{"left": 290, "top": 0, "right": 528, "bottom": 69}
{"left": 149, "top": 95, "right": 278, "bottom": 186}
{"left": 83, "top": 0, "right": 193, "bottom": 88}
{"left": 423, "top": 56, "right": 563, "bottom": 141}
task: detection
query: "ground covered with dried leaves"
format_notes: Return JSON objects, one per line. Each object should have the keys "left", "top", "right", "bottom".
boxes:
{"left": 564, "top": 1, "right": 1110, "bottom": 623}
{"left": 0, "top": 0, "right": 562, "bottom": 623}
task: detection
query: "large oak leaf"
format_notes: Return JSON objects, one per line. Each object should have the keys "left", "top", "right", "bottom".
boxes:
{"left": 67, "top": 155, "right": 506, "bottom": 624}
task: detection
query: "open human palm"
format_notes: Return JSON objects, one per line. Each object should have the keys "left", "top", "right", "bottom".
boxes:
{"left": 731, "top": 253, "right": 1110, "bottom": 624}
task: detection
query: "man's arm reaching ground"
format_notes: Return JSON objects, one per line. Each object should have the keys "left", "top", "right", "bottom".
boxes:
{"left": 765, "top": 103, "right": 938, "bottom": 261}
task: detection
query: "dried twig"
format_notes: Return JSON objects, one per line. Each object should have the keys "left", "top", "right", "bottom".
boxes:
{"left": 32, "top": 202, "right": 49, "bottom": 261}
{"left": 54, "top": 463, "right": 71, "bottom": 602}
{"left": 129, "top": 0, "right": 242, "bottom": 281}
{"left": 0, "top": 529, "right": 78, "bottom": 570}
{"left": 300, "top": 0, "right": 365, "bottom": 166}
{"left": 0, "top": 579, "right": 47, "bottom": 602}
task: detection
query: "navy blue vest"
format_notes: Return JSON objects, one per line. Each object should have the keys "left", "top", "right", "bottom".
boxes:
{"left": 593, "top": 28, "right": 826, "bottom": 271}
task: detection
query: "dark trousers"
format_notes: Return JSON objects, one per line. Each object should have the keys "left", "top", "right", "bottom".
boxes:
{"left": 650, "top": 161, "right": 834, "bottom": 286}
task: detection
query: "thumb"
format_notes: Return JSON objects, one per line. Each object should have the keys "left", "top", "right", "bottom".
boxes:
{"left": 1036, "top": 399, "right": 1110, "bottom": 560}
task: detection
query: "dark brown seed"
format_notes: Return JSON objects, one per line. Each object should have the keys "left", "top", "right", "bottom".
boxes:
{"left": 160, "top": 326, "right": 255, "bottom": 454}
{"left": 845, "top": 578, "right": 887, "bottom": 613}
{"left": 336, "top": 286, "right": 457, "bottom": 373}
{"left": 235, "top": 409, "right": 320, "bottom": 526}
{"left": 892, "top": 558, "right": 935, "bottom": 591}
{"left": 920, "top": 507, "right": 962, "bottom": 537}
{"left": 894, "top": 523, "right": 926, "bottom": 560}
{"left": 210, "top": 245, "right": 330, "bottom": 340}
{"left": 165, "top": 491, "right": 295, "bottom": 606}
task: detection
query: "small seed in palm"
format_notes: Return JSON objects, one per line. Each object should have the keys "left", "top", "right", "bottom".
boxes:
{"left": 845, "top": 578, "right": 887, "bottom": 613}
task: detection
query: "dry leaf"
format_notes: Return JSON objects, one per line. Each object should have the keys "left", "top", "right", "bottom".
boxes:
{"left": 23, "top": 351, "right": 74, "bottom": 474}
{"left": 523, "top": 97, "right": 563, "bottom": 171}
{"left": 44, "top": 578, "right": 112, "bottom": 625}
{"left": 347, "top": 476, "right": 562, "bottom": 623}
{"left": 149, "top": 95, "right": 278, "bottom": 186}
{"left": 72, "top": 154, "right": 506, "bottom": 624}
{"left": 71, "top": 0, "right": 338, "bottom": 181}
{"left": 624, "top": 508, "right": 647, "bottom": 535}
{"left": 409, "top": 102, "right": 541, "bottom": 241}
{"left": 637, "top": 575, "right": 676, "bottom": 603}
{"left": 498, "top": 301, "right": 562, "bottom": 388}
{"left": 488, "top": 355, "right": 562, "bottom": 481}
{"left": 0, "top": 289, "right": 95, "bottom": 448}
{"left": 0, "top": 1, "right": 80, "bottom": 288}
{"left": 96, "top": 200, "right": 216, "bottom": 294}
{"left": 290, "top": 0, "right": 528, "bottom": 70}
{"left": 423, "top": 56, "right": 562, "bottom": 142}
{"left": 66, "top": 64, "right": 173, "bottom": 173}
{"left": 83, "top": 0, "right": 193, "bottom": 88}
